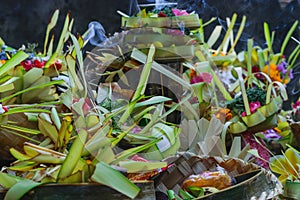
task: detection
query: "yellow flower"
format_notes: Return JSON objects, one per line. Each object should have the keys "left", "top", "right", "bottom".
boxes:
{"left": 269, "top": 148, "right": 300, "bottom": 183}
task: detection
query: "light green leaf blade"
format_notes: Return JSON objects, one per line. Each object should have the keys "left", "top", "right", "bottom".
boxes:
{"left": 91, "top": 162, "right": 140, "bottom": 199}
{"left": 119, "top": 160, "right": 167, "bottom": 173}
{"left": 44, "top": 9, "right": 59, "bottom": 55}
{"left": 0, "top": 172, "right": 23, "bottom": 189}
{"left": 280, "top": 20, "right": 298, "bottom": 55}
{"left": 207, "top": 25, "right": 222, "bottom": 48}
{"left": 134, "top": 96, "right": 172, "bottom": 108}
{"left": 4, "top": 179, "right": 43, "bottom": 200}
{"left": 58, "top": 129, "right": 87, "bottom": 180}
{"left": 0, "top": 51, "right": 28, "bottom": 77}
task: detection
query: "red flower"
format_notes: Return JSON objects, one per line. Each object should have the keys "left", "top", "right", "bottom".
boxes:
{"left": 33, "top": 59, "right": 45, "bottom": 68}
{"left": 0, "top": 103, "right": 8, "bottom": 114}
{"left": 50, "top": 61, "right": 62, "bottom": 70}
{"left": 21, "top": 60, "right": 33, "bottom": 71}
{"left": 157, "top": 11, "right": 167, "bottom": 17}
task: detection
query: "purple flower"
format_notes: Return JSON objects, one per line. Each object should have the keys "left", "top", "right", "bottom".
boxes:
{"left": 289, "top": 69, "right": 294, "bottom": 79}
{"left": 264, "top": 129, "right": 282, "bottom": 139}
{"left": 277, "top": 61, "right": 287, "bottom": 73}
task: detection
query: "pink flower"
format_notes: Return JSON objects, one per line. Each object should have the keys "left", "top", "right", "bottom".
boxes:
{"left": 249, "top": 101, "right": 261, "bottom": 113}
{"left": 241, "top": 101, "right": 261, "bottom": 117}
{"left": 292, "top": 100, "right": 300, "bottom": 109}
{"left": 131, "top": 125, "right": 142, "bottom": 134}
{"left": 171, "top": 8, "right": 189, "bottom": 16}
{"left": 130, "top": 155, "right": 149, "bottom": 162}
{"left": 73, "top": 98, "right": 92, "bottom": 116}
{"left": 190, "top": 72, "right": 212, "bottom": 84}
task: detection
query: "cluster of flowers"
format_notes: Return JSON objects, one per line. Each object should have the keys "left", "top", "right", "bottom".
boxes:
{"left": 20, "top": 58, "right": 62, "bottom": 71}
{"left": 262, "top": 61, "right": 293, "bottom": 84}
{"left": 0, "top": 45, "right": 62, "bottom": 72}
{"left": 137, "top": 7, "right": 192, "bottom": 18}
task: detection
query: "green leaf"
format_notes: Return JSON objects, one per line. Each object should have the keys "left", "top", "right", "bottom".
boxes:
{"left": 111, "top": 138, "right": 161, "bottom": 164}
{"left": 65, "top": 54, "right": 84, "bottom": 94}
{"left": 134, "top": 96, "right": 172, "bottom": 108}
{"left": 0, "top": 172, "right": 23, "bottom": 189}
{"left": 10, "top": 148, "right": 31, "bottom": 161}
{"left": 0, "top": 80, "right": 64, "bottom": 103}
{"left": 44, "top": 9, "right": 59, "bottom": 55}
{"left": 58, "top": 171, "right": 83, "bottom": 183}
{"left": 228, "top": 15, "right": 247, "bottom": 53}
{"left": 69, "top": 33, "right": 87, "bottom": 97}
{"left": 0, "top": 82, "right": 14, "bottom": 93}
{"left": 207, "top": 25, "right": 222, "bottom": 47}
{"left": 47, "top": 35, "right": 55, "bottom": 56}
{"left": 167, "top": 190, "right": 183, "bottom": 200}
{"left": 0, "top": 51, "right": 28, "bottom": 77}
{"left": 131, "top": 48, "right": 191, "bottom": 90}
{"left": 119, "top": 160, "right": 167, "bottom": 173}
{"left": 280, "top": 20, "right": 298, "bottom": 55}
{"left": 118, "top": 45, "right": 155, "bottom": 125}
{"left": 55, "top": 12, "right": 70, "bottom": 55}
{"left": 23, "top": 68, "right": 44, "bottom": 88}
{"left": 264, "top": 22, "right": 273, "bottom": 54}
{"left": 93, "top": 144, "right": 115, "bottom": 164}
{"left": 228, "top": 136, "right": 241, "bottom": 157}
{"left": 91, "top": 162, "right": 140, "bottom": 199}
{"left": 58, "top": 129, "right": 87, "bottom": 180}
{"left": 51, "top": 107, "right": 61, "bottom": 130}
{"left": 4, "top": 179, "right": 44, "bottom": 200}
{"left": 179, "top": 189, "right": 194, "bottom": 199}
{"left": 38, "top": 115, "right": 59, "bottom": 143}
{"left": 0, "top": 124, "right": 40, "bottom": 135}
{"left": 111, "top": 124, "right": 136, "bottom": 148}
{"left": 217, "top": 13, "right": 237, "bottom": 54}
{"left": 186, "top": 186, "right": 205, "bottom": 197}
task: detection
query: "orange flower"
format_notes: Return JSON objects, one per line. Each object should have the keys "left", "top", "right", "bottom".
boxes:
{"left": 262, "top": 63, "right": 283, "bottom": 83}
{"left": 189, "top": 69, "right": 196, "bottom": 80}
{"left": 215, "top": 108, "right": 232, "bottom": 121}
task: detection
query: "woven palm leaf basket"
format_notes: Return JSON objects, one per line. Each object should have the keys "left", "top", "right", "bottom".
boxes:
{"left": 155, "top": 152, "right": 283, "bottom": 200}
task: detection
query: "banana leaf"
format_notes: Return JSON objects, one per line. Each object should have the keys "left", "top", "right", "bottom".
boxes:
{"left": 91, "top": 162, "right": 140, "bottom": 199}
